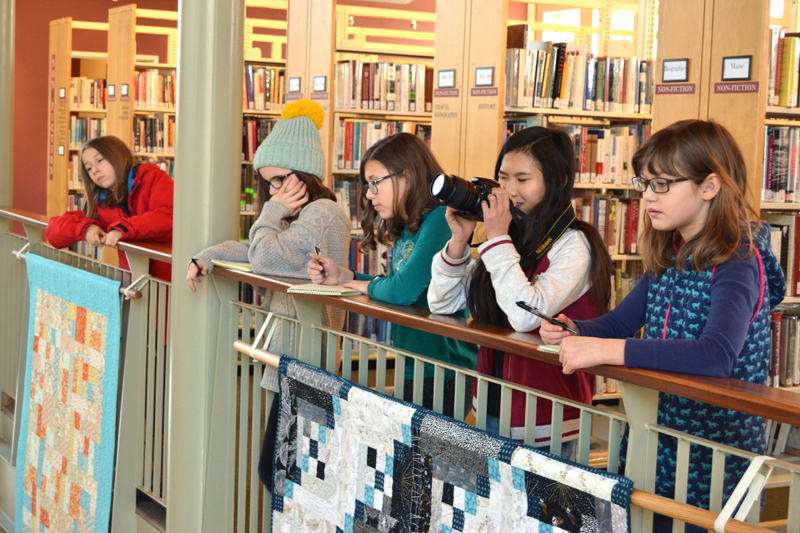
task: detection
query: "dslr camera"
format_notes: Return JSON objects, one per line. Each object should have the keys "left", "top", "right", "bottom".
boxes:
{"left": 430, "top": 173, "right": 500, "bottom": 221}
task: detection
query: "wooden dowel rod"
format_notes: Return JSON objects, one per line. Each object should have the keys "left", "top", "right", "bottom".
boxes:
{"left": 631, "top": 489, "right": 771, "bottom": 533}
{"left": 233, "top": 340, "right": 280, "bottom": 368}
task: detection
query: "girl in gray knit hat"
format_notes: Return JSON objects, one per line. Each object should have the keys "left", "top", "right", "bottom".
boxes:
{"left": 187, "top": 99, "right": 350, "bottom": 383}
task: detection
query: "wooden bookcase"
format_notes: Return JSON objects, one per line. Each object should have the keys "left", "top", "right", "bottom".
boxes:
{"left": 46, "top": 18, "right": 109, "bottom": 219}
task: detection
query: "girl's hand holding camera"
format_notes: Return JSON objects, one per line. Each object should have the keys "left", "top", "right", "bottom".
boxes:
{"left": 186, "top": 259, "right": 209, "bottom": 292}
{"left": 482, "top": 188, "right": 513, "bottom": 240}
{"left": 444, "top": 206, "right": 476, "bottom": 258}
{"left": 271, "top": 173, "right": 308, "bottom": 216}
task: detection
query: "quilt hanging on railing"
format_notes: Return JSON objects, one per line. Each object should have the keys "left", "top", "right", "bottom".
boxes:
{"left": 272, "top": 356, "right": 633, "bottom": 533}
{"left": 16, "top": 254, "right": 122, "bottom": 533}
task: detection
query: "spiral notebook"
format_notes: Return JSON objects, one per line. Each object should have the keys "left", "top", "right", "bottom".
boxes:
{"left": 287, "top": 283, "right": 361, "bottom": 296}
{"left": 211, "top": 259, "right": 253, "bottom": 272}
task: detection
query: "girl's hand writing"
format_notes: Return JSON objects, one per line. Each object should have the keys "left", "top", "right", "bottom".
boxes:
{"left": 186, "top": 259, "right": 209, "bottom": 292}
{"left": 444, "top": 206, "right": 476, "bottom": 258}
{"left": 308, "top": 254, "right": 353, "bottom": 285}
{"left": 558, "top": 337, "right": 626, "bottom": 374}
{"left": 482, "top": 189, "right": 513, "bottom": 240}
{"left": 85, "top": 225, "right": 106, "bottom": 247}
{"left": 539, "top": 313, "right": 578, "bottom": 345}
{"left": 101, "top": 229, "right": 123, "bottom": 248}
{"left": 271, "top": 173, "right": 308, "bottom": 216}
{"left": 341, "top": 279, "right": 371, "bottom": 295}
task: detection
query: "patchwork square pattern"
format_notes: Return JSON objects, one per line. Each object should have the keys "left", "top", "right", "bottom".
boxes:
{"left": 16, "top": 255, "right": 122, "bottom": 533}
{"left": 272, "top": 357, "right": 633, "bottom": 532}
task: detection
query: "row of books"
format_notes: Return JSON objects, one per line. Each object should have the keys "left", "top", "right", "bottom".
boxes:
{"left": 333, "top": 120, "right": 432, "bottom": 171}
{"left": 504, "top": 34, "right": 654, "bottom": 113}
{"left": 243, "top": 65, "right": 284, "bottom": 111}
{"left": 768, "top": 28, "right": 800, "bottom": 107}
{"left": 240, "top": 166, "right": 260, "bottom": 213}
{"left": 68, "top": 155, "right": 84, "bottom": 190}
{"left": 133, "top": 115, "right": 175, "bottom": 155}
{"left": 134, "top": 68, "right": 177, "bottom": 110}
{"left": 769, "top": 305, "right": 800, "bottom": 387}
{"left": 242, "top": 117, "right": 277, "bottom": 162}
{"left": 335, "top": 60, "right": 433, "bottom": 113}
{"left": 333, "top": 179, "right": 362, "bottom": 230}
{"left": 766, "top": 421, "right": 800, "bottom": 457}
{"left": 573, "top": 192, "right": 643, "bottom": 256}
{"left": 70, "top": 77, "right": 106, "bottom": 110}
{"left": 138, "top": 158, "right": 175, "bottom": 178}
{"left": 612, "top": 268, "right": 637, "bottom": 309}
{"left": 594, "top": 375, "right": 620, "bottom": 396}
{"left": 763, "top": 213, "right": 800, "bottom": 297}
{"left": 562, "top": 124, "right": 650, "bottom": 185}
{"left": 69, "top": 241, "right": 108, "bottom": 261}
{"left": 69, "top": 117, "right": 106, "bottom": 151}
{"left": 762, "top": 126, "right": 800, "bottom": 203}
{"left": 67, "top": 192, "right": 82, "bottom": 211}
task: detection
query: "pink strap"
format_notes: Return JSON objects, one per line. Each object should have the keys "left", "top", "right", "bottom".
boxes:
{"left": 662, "top": 304, "right": 671, "bottom": 340}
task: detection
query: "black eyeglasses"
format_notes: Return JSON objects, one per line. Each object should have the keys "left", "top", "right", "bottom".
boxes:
{"left": 632, "top": 176, "right": 691, "bottom": 194}
{"left": 264, "top": 170, "right": 295, "bottom": 190}
{"left": 365, "top": 173, "right": 394, "bottom": 195}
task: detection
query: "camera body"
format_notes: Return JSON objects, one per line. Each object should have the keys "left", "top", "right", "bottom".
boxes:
{"left": 429, "top": 173, "right": 500, "bottom": 221}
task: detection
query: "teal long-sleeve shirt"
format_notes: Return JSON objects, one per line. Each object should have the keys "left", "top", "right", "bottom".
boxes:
{"left": 354, "top": 206, "right": 478, "bottom": 378}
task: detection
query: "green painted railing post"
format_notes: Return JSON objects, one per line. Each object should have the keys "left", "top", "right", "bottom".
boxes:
{"left": 167, "top": 0, "right": 245, "bottom": 530}
{"left": 111, "top": 255, "right": 150, "bottom": 533}
{"left": 619, "top": 382, "right": 660, "bottom": 532}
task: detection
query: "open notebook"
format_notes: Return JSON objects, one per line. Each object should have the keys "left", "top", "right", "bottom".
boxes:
{"left": 536, "top": 344, "right": 561, "bottom": 354}
{"left": 211, "top": 259, "right": 253, "bottom": 272}
{"left": 287, "top": 284, "right": 361, "bottom": 296}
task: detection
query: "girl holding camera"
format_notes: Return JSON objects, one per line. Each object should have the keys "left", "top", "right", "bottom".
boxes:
{"left": 308, "top": 133, "right": 478, "bottom": 417}
{"left": 427, "top": 126, "right": 612, "bottom": 459}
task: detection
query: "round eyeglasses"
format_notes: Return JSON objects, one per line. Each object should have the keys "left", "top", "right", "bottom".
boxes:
{"left": 264, "top": 170, "right": 295, "bottom": 190}
{"left": 632, "top": 176, "right": 691, "bottom": 194}
{"left": 365, "top": 173, "right": 394, "bottom": 195}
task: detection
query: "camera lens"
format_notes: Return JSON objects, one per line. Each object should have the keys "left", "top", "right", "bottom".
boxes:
{"left": 430, "top": 174, "right": 482, "bottom": 214}
{"left": 431, "top": 173, "right": 446, "bottom": 196}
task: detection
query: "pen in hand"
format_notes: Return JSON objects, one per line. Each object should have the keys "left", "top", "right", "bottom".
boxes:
{"left": 515, "top": 301, "right": 577, "bottom": 334}
{"left": 313, "top": 246, "right": 326, "bottom": 279}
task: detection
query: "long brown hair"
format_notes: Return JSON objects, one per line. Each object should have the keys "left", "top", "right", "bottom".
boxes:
{"left": 80, "top": 136, "right": 134, "bottom": 218}
{"left": 258, "top": 169, "right": 337, "bottom": 222}
{"left": 359, "top": 133, "right": 442, "bottom": 251}
{"left": 467, "top": 127, "right": 612, "bottom": 325}
{"left": 633, "top": 120, "right": 757, "bottom": 275}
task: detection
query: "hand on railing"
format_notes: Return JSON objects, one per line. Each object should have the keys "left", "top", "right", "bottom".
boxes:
{"left": 539, "top": 313, "right": 578, "bottom": 345}
{"left": 308, "top": 253, "right": 353, "bottom": 286}
{"left": 186, "top": 258, "right": 209, "bottom": 292}
{"left": 101, "top": 229, "right": 123, "bottom": 248}
{"left": 85, "top": 224, "right": 105, "bottom": 247}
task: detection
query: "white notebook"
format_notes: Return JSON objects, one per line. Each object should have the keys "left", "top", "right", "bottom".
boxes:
{"left": 287, "top": 283, "right": 361, "bottom": 296}
{"left": 211, "top": 259, "right": 253, "bottom": 272}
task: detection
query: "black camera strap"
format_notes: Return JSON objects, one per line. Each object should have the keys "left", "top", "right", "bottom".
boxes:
{"left": 531, "top": 204, "right": 576, "bottom": 261}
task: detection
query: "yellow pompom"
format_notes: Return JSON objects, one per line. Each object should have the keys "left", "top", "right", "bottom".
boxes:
{"left": 281, "top": 98, "right": 325, "bottom": 130}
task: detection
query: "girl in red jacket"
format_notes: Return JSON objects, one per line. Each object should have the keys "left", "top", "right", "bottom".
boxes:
{"left": 45, "top": 135, "right": 173, "bottom": 279}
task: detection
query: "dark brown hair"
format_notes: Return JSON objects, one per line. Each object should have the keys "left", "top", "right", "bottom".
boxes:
{"left": 633, "top": 120, "right": 756, "bottom": 275}
{"left": 359, "top": 133, "right": 442, "bottom": 251}
{"left": 258, "top": 169, "right": 337, "bottom": 222}
{"left": 468, "top": 127, "right": 613, "bottom": 326}
{"left": 80, "top": 136, "right": 134, "bottom": 218}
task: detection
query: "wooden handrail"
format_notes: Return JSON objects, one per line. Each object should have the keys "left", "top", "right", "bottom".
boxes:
{"left": 212, "top": 267, "right": 800, "bottom": 426}
{"left": 0, "top": 206, "right": 173, "bottom": 264}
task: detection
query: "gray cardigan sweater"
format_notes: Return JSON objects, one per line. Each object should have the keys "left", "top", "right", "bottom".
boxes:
{"left": 195, "top": 198, "right": 351, "bottom": 390}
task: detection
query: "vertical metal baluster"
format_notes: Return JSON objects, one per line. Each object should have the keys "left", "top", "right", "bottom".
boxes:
{"left": 144, "top": 280, "right": 159, "bottom": 493}
{"left": 250, "top": 312, "right": 265, "bottom": 533}
{"left": 524, "top": 393, "right": 538, "bottom": 447}
{"left": 238, "top": 307, "right": 253, "bottom": 533}
{"left": 550, "top": 402, "right": 564, "bottom": 456}
{"left": 499, "top": 385, "right": 512, "bottom": 438}
{"left": 577, "top": 410, "right": 592, "bottom": 466}
{"left": 475, "top": 379, "right": 488, "bottom": 431}
{"left": 607, "top": 418, "right": 622, "bottom": 475}
{"left": 359, "top": 342, "right": 370, "bottom": 388}
{"left": 342, "top": 337, "right": 353, "bottom": 381}
{"left": 152, "top": 283, "right": 168, "bottom": 500}
{"left": 432, "top": 364, "right": 444, "bottom": 414}
{"left": 393, "top": 352, "right": 405, "bottom": 401}
{"left": 376, "top": 347, "right": 387, "bottom": 395}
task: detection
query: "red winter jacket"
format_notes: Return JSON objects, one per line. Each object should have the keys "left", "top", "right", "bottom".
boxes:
{"left": 45, "top": 163, "right": 173, "bottom": 280}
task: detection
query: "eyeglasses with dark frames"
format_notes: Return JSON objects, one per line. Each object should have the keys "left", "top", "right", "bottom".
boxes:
{"left": 264, "top": 170, "right": 295, "bottom": 190}
{"left": 632, "top": 176, "right": 691, "bottom": 194}
{"left": 365, "top": 173, "right": 395, "bottom": 195}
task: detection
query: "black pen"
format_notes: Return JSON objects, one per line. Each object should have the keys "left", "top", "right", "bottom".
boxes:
{"left": 313, "top": 246, "right": 326, "bottom": 278}
{"left": 516, "top": 301, "right": 577, "bottom": 334}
